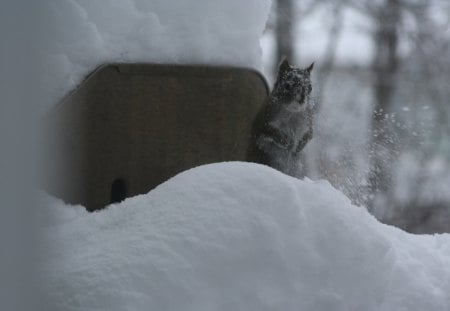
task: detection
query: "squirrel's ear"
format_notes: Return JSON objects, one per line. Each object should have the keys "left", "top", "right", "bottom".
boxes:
{"left": 306, "top": 62, "right": 314, "bottom": 73}
{"left": 278, "top": 57, "right": 290, "bottom": 73}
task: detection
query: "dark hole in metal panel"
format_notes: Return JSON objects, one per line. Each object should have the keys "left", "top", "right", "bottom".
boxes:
{"left": 110, "top": 178, "right": 127, "bottom": 204}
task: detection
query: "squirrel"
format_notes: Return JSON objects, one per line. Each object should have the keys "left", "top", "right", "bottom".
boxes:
{"left": 248, "top": 58, "right": 315, "bottom": 177}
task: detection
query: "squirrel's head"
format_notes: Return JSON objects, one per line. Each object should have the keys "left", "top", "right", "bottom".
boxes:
{"left": 273, "top": 58, "right": 314, "bottom": 105}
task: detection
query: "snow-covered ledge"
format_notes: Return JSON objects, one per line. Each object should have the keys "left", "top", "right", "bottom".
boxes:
{"left": 41, "top": 162, "right": 450, "bottom": 310}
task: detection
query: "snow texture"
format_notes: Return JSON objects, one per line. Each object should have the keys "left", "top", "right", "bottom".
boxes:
{"left": 40, "top": 0, "right": 272, "bottom": 112}
{"left": 42, "top": 162, "right": 450, "bottom": 311}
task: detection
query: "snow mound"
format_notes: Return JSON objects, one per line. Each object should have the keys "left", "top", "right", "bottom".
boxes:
{"left": 41, "top": 0, "right": 272, "bottom": 112}
{"left": 42, "top": 162, "right": 450, "bottom": 311}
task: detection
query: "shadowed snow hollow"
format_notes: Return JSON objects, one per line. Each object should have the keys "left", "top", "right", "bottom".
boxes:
{"left": 42, "top": 162, "right": 450, "bottom": 311}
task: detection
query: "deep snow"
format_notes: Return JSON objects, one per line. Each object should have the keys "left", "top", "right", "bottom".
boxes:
{"left": 41, "top": 0, "right": 271, "bottom": 113}
{"left": 42, "top": 162, "right": 450, "bottom": 311}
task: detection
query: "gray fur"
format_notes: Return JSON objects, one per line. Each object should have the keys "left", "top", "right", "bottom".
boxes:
{"left": 248, "top": 59, "right": 314, "bottom": 177}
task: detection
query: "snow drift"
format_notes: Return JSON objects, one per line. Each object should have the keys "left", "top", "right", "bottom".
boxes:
{"left": 41, "top": 0, "right": 272, "bottom": 112}
{"left": 42, "top": 162, "right": 450, "bottom": 311}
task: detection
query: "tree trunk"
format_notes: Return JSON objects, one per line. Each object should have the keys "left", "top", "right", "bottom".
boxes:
{"left": 275, "top": 0, "right": 295, "bottom": 64}
{"left": 368, "top": 0, "right": 401, "bottom": 209}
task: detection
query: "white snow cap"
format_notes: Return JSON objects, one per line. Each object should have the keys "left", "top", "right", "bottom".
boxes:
{"left": 41, "top": 0, "right": 272, "bottom": 112}
{"left": 42, "top": 162, "right": 450, "bottom": 311}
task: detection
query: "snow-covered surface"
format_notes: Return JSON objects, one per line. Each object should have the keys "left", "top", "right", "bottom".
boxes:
{"left": 41, "top": 0, "right": 271, "bottom": 112}
{"left": 42, "top": 162, "right": 450, "bottom": 311}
